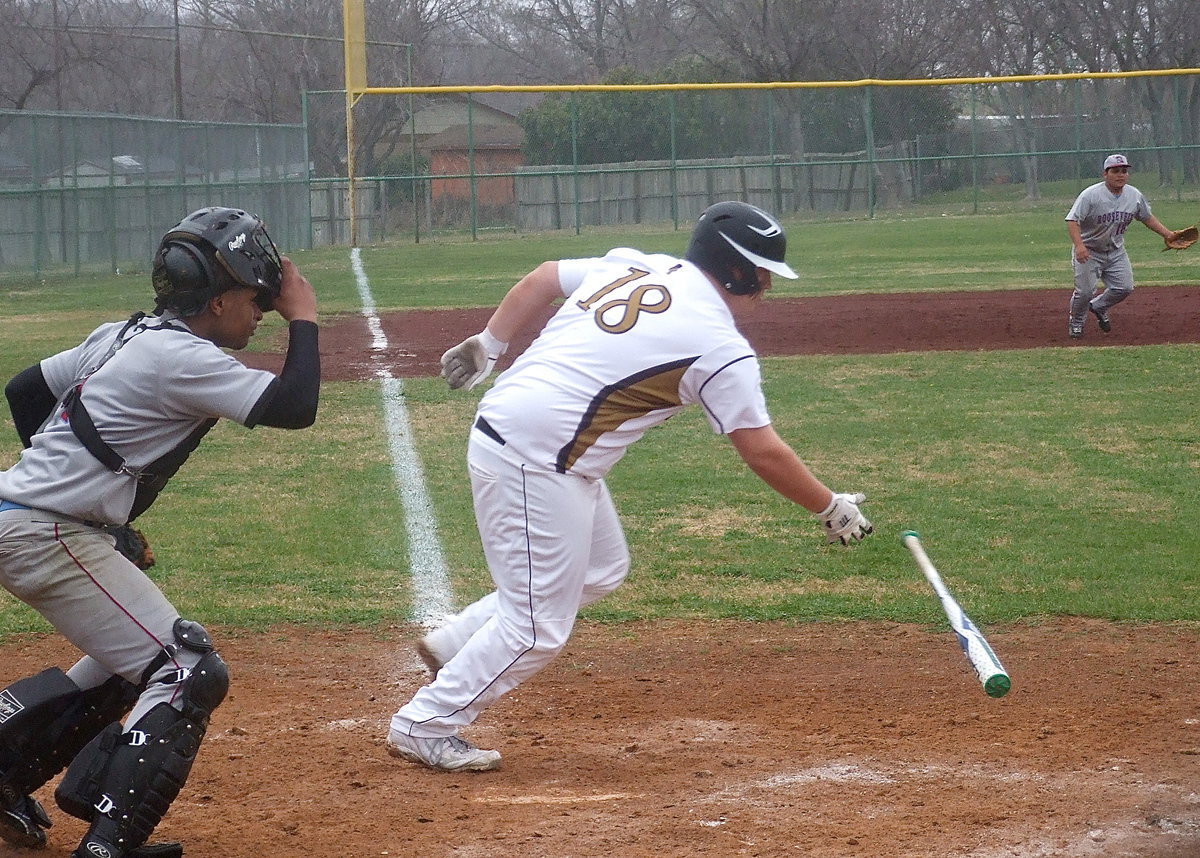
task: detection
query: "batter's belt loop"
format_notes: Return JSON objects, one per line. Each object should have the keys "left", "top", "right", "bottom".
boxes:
{"left": 474, "top": 415, "right": 506, "bottom": 446}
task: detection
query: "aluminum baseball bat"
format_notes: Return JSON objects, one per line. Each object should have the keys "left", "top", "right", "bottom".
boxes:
{"left": 902, "top": 530, "right": 1011, "bottom": 698}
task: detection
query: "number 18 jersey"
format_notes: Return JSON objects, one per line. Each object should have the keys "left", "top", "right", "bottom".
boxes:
{"left": 476, "top": 247, "right": 771, "bottom": 479}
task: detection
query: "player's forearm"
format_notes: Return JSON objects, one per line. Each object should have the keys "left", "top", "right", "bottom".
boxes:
{"left": 729, "top": 425, "right": 833, "bottom": 513}
{"left": 1143, "top": 216, "right": 1172, "bottom": 239}
{"left": 485, "top": 261, "right": 563, "bottom": 343}
{"left": 247, "top": 321, "right": 320, "bottom": 429}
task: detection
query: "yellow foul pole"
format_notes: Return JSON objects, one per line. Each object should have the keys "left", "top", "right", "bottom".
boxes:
{"left": 342, "top": 0, "right": 367, "bottom": 246}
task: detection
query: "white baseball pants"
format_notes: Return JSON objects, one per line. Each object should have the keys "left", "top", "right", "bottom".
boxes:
{"left": 391, "top": 428, "right": 630, "bottom": 738}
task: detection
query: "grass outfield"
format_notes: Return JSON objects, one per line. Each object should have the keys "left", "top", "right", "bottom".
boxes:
{"left": 0, "top": 202, "right": 1198, "bottom": 638}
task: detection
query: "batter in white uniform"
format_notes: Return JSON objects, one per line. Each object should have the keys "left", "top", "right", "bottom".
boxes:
{"left": 1066, "top": 153, "right": 1179, "bottom": 339}
{"left": 386, "top": 201, "right": 873, "bottom": 772}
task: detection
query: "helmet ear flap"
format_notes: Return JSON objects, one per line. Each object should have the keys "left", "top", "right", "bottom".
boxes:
{"left": 722, "top": 263, "right": 764, "bottom": 295}
{"left": 153, "top": 240, "right": 218, "bottom": 315}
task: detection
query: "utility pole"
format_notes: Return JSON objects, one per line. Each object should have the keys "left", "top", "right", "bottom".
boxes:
{"left": 173, "top": 0, "right": 184, "bottom": 119}
{"left": 52, "top": 0, "right": 64, "bottom": 110}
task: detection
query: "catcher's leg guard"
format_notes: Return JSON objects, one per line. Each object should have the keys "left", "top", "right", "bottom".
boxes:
{"left": 0, "top": 668, "right": 137, "bottom": 849}
{"left": 56, "top": 649, "right": 228, "bottom": 857}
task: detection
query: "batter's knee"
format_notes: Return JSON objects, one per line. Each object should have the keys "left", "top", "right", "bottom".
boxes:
{"left": 495, "top": 615, "right": 573, "bottom": 660}
{"left": 530, "top": 619, "right": 576, "bottom": 656}
{"left": 582, "top": 556, "right": 630, "bottom": 606}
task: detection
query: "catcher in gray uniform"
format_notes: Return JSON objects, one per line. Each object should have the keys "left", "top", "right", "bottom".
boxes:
{"left": 0, "top": 207, "right": 320, "bottom": 857}
{"left": 1066, "top": 153, "right": 1180, "bottom": 339}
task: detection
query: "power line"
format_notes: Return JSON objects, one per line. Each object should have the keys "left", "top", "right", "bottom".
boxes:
{"left": 20, "top": 22, "right": 411, "bottom": 49}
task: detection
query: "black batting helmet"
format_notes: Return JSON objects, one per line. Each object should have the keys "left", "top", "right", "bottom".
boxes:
{"left": 684, "top": 201, "right": 798, "bottom": 295}
{"left": 152, "top": 207, "right": 283, "bottom": 316}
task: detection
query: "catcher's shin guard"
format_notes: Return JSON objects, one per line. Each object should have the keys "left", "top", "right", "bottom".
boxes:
{"left": 56, "top": 650, "right": 229, "bottom": 857}
{"left": 0, "top": 668, "right": 138, "bottom": 849}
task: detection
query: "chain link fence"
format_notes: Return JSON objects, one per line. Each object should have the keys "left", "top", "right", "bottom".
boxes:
{"left": 337, "top": 72, "right": 1200, "bottom": 241}
{"left": 0, "top": 110, "right": 308, "bottom": 277}
{"left": 2, "top": 71, "right": 1199, "bottom": 275}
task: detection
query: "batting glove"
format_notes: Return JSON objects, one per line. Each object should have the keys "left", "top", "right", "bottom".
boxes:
{"left": 441, "top": 328, "right": 508, "bottom": 390}
{"left": 815, "top": 492, "right": 873, "bottom": 545}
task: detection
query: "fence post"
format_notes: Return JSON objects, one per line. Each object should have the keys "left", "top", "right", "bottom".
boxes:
{"left": 107, "top": 117, "right": 119, "bottom": 274}
{"left": 571, "top": 94, "right": 581, "bottom": 235}
{"left": 407, "top": 49, "right": 421, "bottom": 245}
{"left": 768, "top": 91, "right": 782, "bottom": 215}
{"left": 669, "top": 91, "right": 679, "bottom": 229}
{"left": 468, "top": 94, "right": 477, "bottom": 241}
{"left": 970, "top": 84, "right": 980, "bottom": 215}
{"left": 1073, "top": 79, "right": 1083, "bottom": 185}
{"left": 302, "top": 90, "right": 315, "bottom": 250}
{"left": 32, "top": 116, "right": 43, "bottom": 279}
{"left": 1173, "top": 76, "right": 1183, "bottom": 201}
{"left": 71, "top": 114, "right": 81, "bottom": 276}
{"left": 863, "top": 85, "right": 876, "bottom": 218}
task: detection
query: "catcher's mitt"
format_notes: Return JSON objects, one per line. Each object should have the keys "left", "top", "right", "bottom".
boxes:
{"left": 106, "top": 524, "right": 156, "bottom": 570}
{"left": 1163, "top": 224, "right": 1199, "bottom": 252}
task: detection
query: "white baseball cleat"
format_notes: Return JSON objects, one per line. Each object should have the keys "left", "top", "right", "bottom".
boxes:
{"left": 386, "top": 731, "right": 502, "bottom": 772}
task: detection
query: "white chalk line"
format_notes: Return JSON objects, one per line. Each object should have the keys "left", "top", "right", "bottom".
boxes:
{"left": 473, "top": 793, "right": 644, "bottom": 806}
{"left": 350, "top": 247, "right": 452, "bottom": 628}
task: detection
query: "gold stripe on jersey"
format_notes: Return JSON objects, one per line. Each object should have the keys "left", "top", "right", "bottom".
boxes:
{"left": 555, "top": 357, "right": 697, "bottom": 473}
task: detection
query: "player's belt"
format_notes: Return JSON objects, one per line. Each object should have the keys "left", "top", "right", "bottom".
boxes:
{"left": 0, "top": 498, "right": 104, "bottom": 528}
{"left": 474, "top": 416, "right": 506, "bottom": 446}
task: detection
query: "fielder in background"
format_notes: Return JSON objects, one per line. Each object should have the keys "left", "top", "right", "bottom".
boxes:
{"left": 0, "top": 207, "right": 320, "bottom": 858}
{"left": 1065, "top": 153, "right": 1182, "bottom": 339}
{"left": 386, "top": 200, "right": 873, "bottom": 773}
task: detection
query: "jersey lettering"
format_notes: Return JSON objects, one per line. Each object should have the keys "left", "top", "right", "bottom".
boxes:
{"left": 576, "top": 268, "right": 672, "bottom": 334}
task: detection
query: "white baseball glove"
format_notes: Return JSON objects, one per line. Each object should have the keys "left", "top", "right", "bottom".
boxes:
{"left": 815, "top": 492, "right": 873, "bottom": 545}
{"left": 441, "top": 328, "right": 508, "bottom": 390}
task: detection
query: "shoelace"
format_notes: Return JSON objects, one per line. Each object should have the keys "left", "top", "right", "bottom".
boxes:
{"left": 445, "top": 735, "right": 477, "bottom": 752}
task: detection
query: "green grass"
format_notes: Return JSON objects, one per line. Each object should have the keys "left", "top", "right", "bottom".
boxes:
{"left": 4, "top": 189, "right": 1196, "bottom": 320}
{"left": 405, "top": 347, "right": 1200, "bottom": 627}
{"left": 1, "top": 199, "right": 1198, "bottom": 639}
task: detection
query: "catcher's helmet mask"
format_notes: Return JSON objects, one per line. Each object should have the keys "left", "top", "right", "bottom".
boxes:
{"left": 152, "top": 207, "right": 282, "bottom": 316}
{"left": 684, "top": 201, "right": 798, "bottom": 295}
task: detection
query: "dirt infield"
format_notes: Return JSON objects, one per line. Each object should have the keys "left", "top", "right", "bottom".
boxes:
{"left": 7, "top": 285, "right": 1200, "bottom": 857}
{"left": 256, "top": 284, "right": 1200, "bottom": 381}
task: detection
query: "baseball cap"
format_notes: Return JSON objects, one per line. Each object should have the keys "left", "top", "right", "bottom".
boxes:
{"left": 1104, "top": 153, "right": 1131, "bottom": 170}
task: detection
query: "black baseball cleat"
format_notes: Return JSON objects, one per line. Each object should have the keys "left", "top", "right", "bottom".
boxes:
{"left": 1069, "top": 320, "right": 1084, "bottom": 339}
{"left": 72, "top": 837, "right": 184, "bottom": 858}
{"left": 1, "top": 793, "right": 52, "bottom": 849}
{"left": 1089, "top": 304, "right": 1111, "bottom": 332}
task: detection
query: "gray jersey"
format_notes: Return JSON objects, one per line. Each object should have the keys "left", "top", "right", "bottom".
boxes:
{"left": 0, "top": 313, "right": 273, "bottom": 523}
{"left": 1065, "top": 182, "right": 1153, "bottom": 253}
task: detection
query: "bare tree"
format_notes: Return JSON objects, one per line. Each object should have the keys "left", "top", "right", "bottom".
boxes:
{"left": 957, "top": 0, "right": 1076, "bottom": 199}
{"left": 461, "top": 0, "right": 691, "bottom": 84}
{"left": 1052, "top": 0, "right": 1200, "bottom": 183}
{"left": 0, "top": 1, "right": 65, "bottom": 111}
{"left": 0, "top": 0, "right": 165, "bottom": 113}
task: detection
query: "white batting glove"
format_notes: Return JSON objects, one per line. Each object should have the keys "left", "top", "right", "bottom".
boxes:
{"left": 815, "top": 492, "right": 873, "bottom": 545}
{"left": 441, "top": 328, "right": 508, "bottom": 390}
